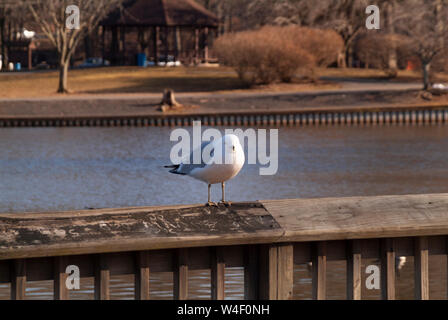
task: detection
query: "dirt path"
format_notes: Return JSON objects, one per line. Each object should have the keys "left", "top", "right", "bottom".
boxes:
{"left": 0, "top": 79, "right": 444, "bottom": 118}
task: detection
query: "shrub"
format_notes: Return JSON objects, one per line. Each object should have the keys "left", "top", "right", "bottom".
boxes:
{"left": 214, "top": 26, "right": 341, "bottom": 85}
{"left": 355, "top": 33, "right": 412, "bottom": 78}
{"left": 282, "top": 26, "right": 344, "bottom": 67}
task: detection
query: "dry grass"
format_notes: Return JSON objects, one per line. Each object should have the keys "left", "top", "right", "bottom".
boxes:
{"left": 3, "top": 65, "right": 447, "bottom": 99}
{"left": 317, "top": 67, "right": 448, "bottom": 83}
{"left": 0, "top": 66, "right": 340, "bottom": 98}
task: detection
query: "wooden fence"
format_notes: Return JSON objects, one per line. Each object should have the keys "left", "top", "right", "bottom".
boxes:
{"left": 2, "top": 193, "right": 448, "bottom": 300}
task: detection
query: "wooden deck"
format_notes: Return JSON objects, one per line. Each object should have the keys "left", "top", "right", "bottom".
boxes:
{"left": 2, "top": 193, "right": 448, "bottom": 299}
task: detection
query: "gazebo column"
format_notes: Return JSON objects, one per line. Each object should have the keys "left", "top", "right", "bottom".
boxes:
{"left": 194, "top": 28, "right": 199, "bottom": 65}
{"left": 175, "top": 26, "right": 181, "bottom": 61}
{"left": 27, "top": 43, "right": 32, "bottom": 70}
{"left": 111, "top": 26, "right": 118, "bottom": 65}
{"left": 102, "top": 26, "right": 106, "bottom": 66}
{"left": 153, "top": 26, "right": 159, "bottom": 64}
{"left": 164, "top": 27, "right": 169, "bottom": 63}
{"left": 121, "top": 26, "right": 126, "bottom": 65}
{"left": 203, "top": 27, "right": 209, "bottom": 63}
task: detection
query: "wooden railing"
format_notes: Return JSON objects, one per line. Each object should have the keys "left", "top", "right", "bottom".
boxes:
{"left": 1, "top": 193, "right": 448, "bottom": 300}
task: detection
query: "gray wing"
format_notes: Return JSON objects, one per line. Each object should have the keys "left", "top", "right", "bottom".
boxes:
{"left": 174, "top": 141, "right": 214, "bottom": 175}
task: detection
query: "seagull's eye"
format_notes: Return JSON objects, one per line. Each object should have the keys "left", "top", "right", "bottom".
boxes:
{"left": 232, "top": 145, "right": 235, "bottom": 151}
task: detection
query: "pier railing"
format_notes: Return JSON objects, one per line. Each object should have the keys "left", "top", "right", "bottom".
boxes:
{"left": 1, "top": 193, "right": 448, "bottom": 300}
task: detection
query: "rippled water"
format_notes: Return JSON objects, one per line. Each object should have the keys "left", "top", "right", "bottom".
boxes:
{"left": 1, "top": 124, "right": 448, "bottom": 299}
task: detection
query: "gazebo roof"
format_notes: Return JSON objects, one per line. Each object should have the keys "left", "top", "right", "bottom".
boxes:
{"left": 101, "top": 0, "right": 219, "bottom": 28}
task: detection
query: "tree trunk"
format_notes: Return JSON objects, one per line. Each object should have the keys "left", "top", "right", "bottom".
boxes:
{"left": 57, "top": 61, "right": 69, "bottom": 93}
{"left": 161, "top": 89, "right": 180, "bottom": 107}
{"left": 386, "top": 2, "right": 397, "bottom": 70}
{"left": 422, "top": 62, "right": 431, "bottom": 91}
{"left": 337, "top": 51, "right": 346, "bottom": 68}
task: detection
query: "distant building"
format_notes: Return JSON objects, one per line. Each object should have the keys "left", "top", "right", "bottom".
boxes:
{"left": 1, "top": 0, "right": 219, "bottom": 70}
{"left": 99, "top": 0, "right": 219, "bottom": 66}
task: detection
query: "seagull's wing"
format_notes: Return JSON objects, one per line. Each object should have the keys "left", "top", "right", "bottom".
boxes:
{"left": 167, "top": 141, "right": 214, "bottom": 175}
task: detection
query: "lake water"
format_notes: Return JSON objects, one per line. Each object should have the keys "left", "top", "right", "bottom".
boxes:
{"left": 1, "top": 124, "right": 448, "bottom": 299}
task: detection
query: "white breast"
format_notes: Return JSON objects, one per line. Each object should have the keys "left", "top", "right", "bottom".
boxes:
{"left": 189, "top": 147, "right": 245, "bottom": 184}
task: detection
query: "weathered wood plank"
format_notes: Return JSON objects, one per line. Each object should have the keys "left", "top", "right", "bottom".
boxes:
{"left": 11, "top": 259, "right": 26, "bottom": 300}
{"left": 262, "top": 194, "right": 448, "bottom": 242}
{"left": 346, "top": 240, "right": 361, "bottom": 300}
{"left": 211, "top": 247, "right": 225, "bottom": 300}
{"left": 258, "top": 244, "right": 277, "bottom": 300}
{"left": 2, "top": 194, "right": 448, "bottom": 263}
{"left": 312, "top": 242, "right": 326, "bottom": 300}
{"left": 54, "top": 256, "right": 69, "bottom": 300}
{"left": 380, "top": 239, "right": 395, "bottom": 300}
{"left": 414, "top": 237, "right": 429, "bottom": 300}
{"left": 173, "top": 248, "right": 188, "bottom": 300}
{"left": 135, "top": 251, "right": 150, "bottom": 300}
{"left": 94, "top": 254, "right": 110, "bottom": 300}
{"left": 0, "top": 203, "right": 282, "bottom": 260}
{"left": 277, "top": 243, "right": 293, "bottom": 300}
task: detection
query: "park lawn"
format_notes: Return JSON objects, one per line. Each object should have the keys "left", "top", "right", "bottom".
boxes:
{"left": 0, "top": 66, "right": 340, "bottom": 98}
{"left": 0, "top": 65, "right": 441, "bottom": 99}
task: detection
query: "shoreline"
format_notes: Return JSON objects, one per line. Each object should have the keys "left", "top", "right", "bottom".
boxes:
{"left": 1, "top": 102, "right": 448, "bottom": 127}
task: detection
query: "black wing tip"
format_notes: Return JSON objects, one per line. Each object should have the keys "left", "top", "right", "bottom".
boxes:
{"left": 165, "top": 164, "right": 186, "bottom": 175}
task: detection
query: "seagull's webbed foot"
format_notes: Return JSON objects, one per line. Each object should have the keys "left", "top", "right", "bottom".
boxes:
{"left": 218, "top": 201, "right": 232, "bottom": 207}
{"left": 206, "top": 201, "right": 218, "bottom": 207}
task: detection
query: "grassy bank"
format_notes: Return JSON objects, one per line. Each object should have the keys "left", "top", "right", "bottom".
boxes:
{"left": 0, "top": 66, "right": 344, "bottom": 99}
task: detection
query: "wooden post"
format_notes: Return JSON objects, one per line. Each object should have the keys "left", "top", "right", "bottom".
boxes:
{"left": 11, "top": 259, "right": 26, "bottom": 300}
{"left": 414, "top": 237, "right": 429, "bottom": 300}
{"left": 135, "top": 251, "right": 150, "bottom": 300}
{"left": 211, "top": 247, "right": 225, "bottom": 300}
{"left": 381, "top": 239, "right": 395, "bottom": 300}
{"left": 312, "top": 242, "right": 326, "bottom": 300}
{"left": 277, "top": 243, "right": 293, "bottom": 300}
{"left": 347, "top": 240, "right": 362, "bottom": 300}
{"left": 94, "top": 254, "right": 110, "bottom": 300}
{"left": 54, "top": 256, "right": 69, "bottom": 300}
{"left": 174, "top": 248, "right": 188, "bottom": 300}
{"left": 244, "top": 245, "right": 260, "bottom": 299}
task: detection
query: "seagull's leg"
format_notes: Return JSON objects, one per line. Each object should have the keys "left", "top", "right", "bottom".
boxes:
{"left": 222, "top": 182, "right": 225, "bottom": 202}
{"left": 206, "top": 184, "right": 217, "bottom": 207}
{"left": 219, "top": 182, "right": 231, "bottom": 207}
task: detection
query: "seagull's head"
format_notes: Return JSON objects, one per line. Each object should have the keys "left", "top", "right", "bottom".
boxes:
{"left": 222, "top": 134, "right": 242, "bottom": 155}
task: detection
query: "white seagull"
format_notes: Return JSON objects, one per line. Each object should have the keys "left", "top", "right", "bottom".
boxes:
{"left": 165, "top": 134, "right": 245, "bottom": 206}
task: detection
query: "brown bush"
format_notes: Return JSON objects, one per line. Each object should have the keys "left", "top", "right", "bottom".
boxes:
{"left": 282, "top": 26, "right": 344, "bottom": 67}
{"left": 214, "top": 26, "right": 341, "bottom": 85}
{"left": 355, "top": 33, "right": 416, "bottom": 78}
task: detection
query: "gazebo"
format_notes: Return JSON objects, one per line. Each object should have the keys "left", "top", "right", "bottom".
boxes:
{"left": 100, "top": 0, "right": 219, "bottom": 66}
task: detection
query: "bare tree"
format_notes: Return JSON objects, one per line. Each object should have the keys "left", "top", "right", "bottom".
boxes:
{"left": 21, "top": 0, "right": 122, "bottom": 93}
{"left": 394, "top": 0, "right": 448, "bottom": 90}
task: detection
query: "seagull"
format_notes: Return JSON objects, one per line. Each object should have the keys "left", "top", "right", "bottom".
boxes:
{"left": 165, "top": 134, "right": 245, "bottom": 206}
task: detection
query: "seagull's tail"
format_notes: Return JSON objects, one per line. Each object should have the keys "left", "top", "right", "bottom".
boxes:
{"left": 164, "top": 164, "right": 185, "bottom": 175}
